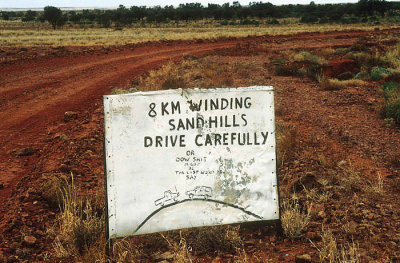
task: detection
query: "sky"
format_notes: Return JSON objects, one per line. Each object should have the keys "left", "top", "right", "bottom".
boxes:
{"left": 0, "top": 0, "right": 364, "bottom": 9}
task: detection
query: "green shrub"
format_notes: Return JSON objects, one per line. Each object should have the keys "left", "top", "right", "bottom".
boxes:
{"left": 268, "top": 18, "right": 280, "bottom": 25}
{"left": 383, "top": 82, "right": 400, "bottom": 124}
{"left": 220, "top": 20, "right": 229, "bottom": 26}
{"left": 300, "top": 15, "right": 318, "bottom": 23}
{"left": 355, "top": 70, "right": 370, "bottom": 80}
{"left": 371, "top": 67, "right": 391, "bottom": 81}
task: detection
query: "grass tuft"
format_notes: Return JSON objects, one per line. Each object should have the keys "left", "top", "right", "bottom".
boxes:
{"left": 51, "top": 175, "right": 104, "bottom": 258}
{"left": 281, "top": 199, "right": 311, "bottom": 240}
{"left": 40, "top": 173, "right": 70, "bottom": 209}
{"left": 313, "top": 227, "right": 360, "bottom": 263}
{"left": 276, "top": 122, "right": 298, "bottom": 165}
{"left": 319, "top": 78, "right": 367, "bottom": 90}
{"left": 382, "top": 82, "right": 400, "bottom": 124}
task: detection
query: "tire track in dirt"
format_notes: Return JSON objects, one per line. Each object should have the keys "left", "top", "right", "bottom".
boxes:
{"left": 0, "top": 45, "right": 216, "bottom": 95}
{"left": 0, "top": 42, "right": 231, "bottom": 141}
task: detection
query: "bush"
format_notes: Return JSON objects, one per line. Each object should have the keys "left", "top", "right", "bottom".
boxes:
{"left": 293, "top": 51, "right": 327, "bottom": 66}
{"left": 319, "top": 17, "right": 329, "bottom": 24}
{"left": 385, "top": 44, "right": 400, "bottom": 70}
{"left": 240, "top": 19, "right": 259, "bottom": 25}
{"left": 383, "top": 82, "right": 400, "bottom": 124}
{"left": 220, "top": 20, "right": 229, "bottom": 25}
{"left": 300, "top": 15, "right": 318, "bottom": 23}
{"left": 274, "top": 64, "right": 301, "bottom": 76}
{"left": 355, "top": 70, "right": 370, "bottom": 80}
{"left": 161, "top": 76, "right": 186, "bottom": 90}
{"left": 370, "top": 67, "right": 391, "bottom": 81}
{"left": 267, "top": 18, "right": 280, "bottom": 25}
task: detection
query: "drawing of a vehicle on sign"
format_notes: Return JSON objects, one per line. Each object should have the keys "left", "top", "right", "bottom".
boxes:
{"left": 186, "top": 186, "right": 213, "bottom": 200}
{"left": 154, "top": 188, "right": 180, "bottom": 207}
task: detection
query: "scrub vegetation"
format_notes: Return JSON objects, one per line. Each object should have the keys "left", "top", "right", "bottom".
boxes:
{"left": 1, "top": 21, "right": 396, "bottom": 47}
{"left": 2, "top": 0, "right": 400, "bottom": 47}
{"left": 38, "top": 32, "right": 400, "bottom": 260}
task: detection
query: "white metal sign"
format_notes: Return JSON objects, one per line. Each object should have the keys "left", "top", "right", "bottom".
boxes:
{"left": 104, "top": 86, "right": 279, "bottom": 238}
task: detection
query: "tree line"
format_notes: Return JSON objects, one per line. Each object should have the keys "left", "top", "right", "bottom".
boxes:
{"left": 1, "top": 0, "right": 399, "bottom": 29}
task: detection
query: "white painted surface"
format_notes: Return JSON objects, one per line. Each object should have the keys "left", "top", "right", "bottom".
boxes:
{"left": 104, "top": 86, "right": 279, "bottom": 238}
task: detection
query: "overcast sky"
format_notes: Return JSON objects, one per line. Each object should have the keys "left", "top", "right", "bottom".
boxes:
{"left": 0, "top": 0, "right": 365, "bottom": 9}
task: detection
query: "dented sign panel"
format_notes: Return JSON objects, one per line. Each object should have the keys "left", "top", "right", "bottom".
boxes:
{"left": 104, "top": 86, "right": 279, "bottom": 238}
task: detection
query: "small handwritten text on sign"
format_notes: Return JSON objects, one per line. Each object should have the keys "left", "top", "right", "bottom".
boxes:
{"left": 104, "top": 86, "right": 279, "bottom": 238}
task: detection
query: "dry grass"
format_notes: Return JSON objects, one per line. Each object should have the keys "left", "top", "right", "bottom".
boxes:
{"left": 293, "top": 51, "right": 328, "bottom": 66}
{"left": 110, "top": 239, "right": 142, "bottom": 263}
{"left": 385, "top": 43, "right": 400, "bottom": 71}
{"left": 304, "top": 187, "right": 333, "bottom": 204}
{"left": 319, "top": 78, "right": 367, "bottom": 90}
{"left": 337, "top": 163, "right": 385, "bottom": 198}
{"left": 162, "top": 232, "right": 193, "bottom": 263}
{"left": 135, "top": 57, "right": 267, "bottom": 92}
{"left": 313, "top": 227, "right": 360, "bottom": 263}
{"left": 281, "top": 198, "right": 311, "bottom": 240}
{"left": 49, "top": 175, "right": 104, "bottom": 258}
{"left": 190, "top": 225, "right": 243, "bottom": 255}
{"left": 276, "top": 122, "right": 298, "bottom": 166}
{"left": 0, "top": 20, "right": 397, "bottom": 47}
{"left": 317, "top": 48, "right": 336, "bottom": 58}
{"left": 39, "top": 173, "right": 69, "bottom": 209}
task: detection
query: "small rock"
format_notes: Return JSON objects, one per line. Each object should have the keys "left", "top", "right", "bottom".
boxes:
{"left": 295, "top": 254, "right": 312, "bottom": 263}
{"left": 64, "top": 111, "right": 78, "bottom": 122}
{"left": 23, "top": 236, "right": 36, "bottom": 247}
{"left": 15, "top": 147, "right": 36, "bottom": 156}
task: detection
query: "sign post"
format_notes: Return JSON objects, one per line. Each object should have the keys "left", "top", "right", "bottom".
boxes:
{"left": 104, "top": 86, "right": 280, "bottom": 242}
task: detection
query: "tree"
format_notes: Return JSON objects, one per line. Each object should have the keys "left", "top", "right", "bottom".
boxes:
{"left": 357, "top": 0, "right": 388, "bottom": 17}
{"left": 43, "top": 6, "right": 64, "bottom": 29}
{"left": 99, "top": 11, "right": 112, "bottom": 27}
{"left": 1, "top": 12, "right": 10, "bottom": 20}
{"left": 22, "top": 10, "right": 36, "bottom": 22}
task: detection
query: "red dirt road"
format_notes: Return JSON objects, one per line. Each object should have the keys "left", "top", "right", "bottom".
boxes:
{"left": 1, "top": 28, "right": 400, "bottom": 260}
